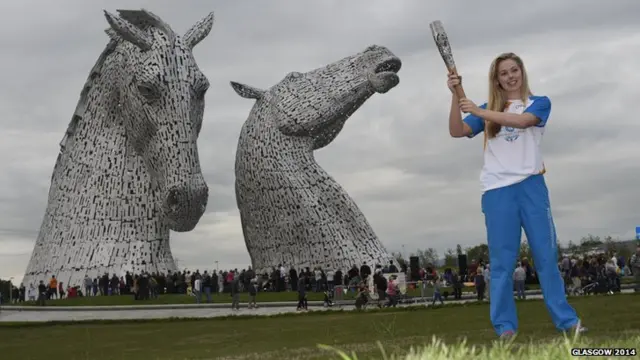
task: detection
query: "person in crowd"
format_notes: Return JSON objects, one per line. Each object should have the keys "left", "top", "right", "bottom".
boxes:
{"left": 431, "top": 276, "right": 444, "bottom": 306}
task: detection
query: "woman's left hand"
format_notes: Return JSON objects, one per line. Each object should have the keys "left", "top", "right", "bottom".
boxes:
{"left": 459, "top": 98, "right": 480, "bottom": 115}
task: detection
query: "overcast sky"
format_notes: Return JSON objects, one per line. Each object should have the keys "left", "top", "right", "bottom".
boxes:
{"left": 1, "top": 0, "right": 639, "bottom": 284}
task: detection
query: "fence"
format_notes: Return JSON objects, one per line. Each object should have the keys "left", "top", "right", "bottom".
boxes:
{"left": 332, "top": 277, "right": 440, "bottom": 306}
{"left": 329, "top": 274, "right": 639, "bottom": 307}
{"left": 329, "top": 272, "right": 475, "bottom": 305}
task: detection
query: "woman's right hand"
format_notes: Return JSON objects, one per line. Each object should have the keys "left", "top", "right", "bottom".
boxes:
{"left": 447, "top": 73, "right": 461, "bottom": 94}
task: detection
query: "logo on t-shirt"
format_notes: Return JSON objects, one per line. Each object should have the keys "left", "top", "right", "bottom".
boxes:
{"left": 500, "top": 101, "right": 525, "bottom": 142}
{"left": 502, "top": 127, "right": 519, "bottom": 142}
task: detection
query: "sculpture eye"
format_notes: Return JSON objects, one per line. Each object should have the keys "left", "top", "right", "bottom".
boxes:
{"left": 137, "top": 84, "right": 159, "bottom": 101}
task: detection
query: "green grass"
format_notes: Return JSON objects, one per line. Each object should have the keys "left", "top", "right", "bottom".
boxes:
{"left": 323, "top": 335, "right": 640, "bottom": 360}
{"left": 0, "top": 293, "right": 638, "bottom": 360}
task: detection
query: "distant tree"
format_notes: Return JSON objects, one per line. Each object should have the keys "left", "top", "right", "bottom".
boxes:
{"left": 617, "top": 243, "right": 633, "bottom": 260}
{"left": 466, "top": 244, "right": 489, "bottom": 263}
{"left": 579, "top": 234, "right": 602, "bottom": 251}
{"left": 557, "top": 239, "right": 564, "bottom": 259}
{"left": 411, "top": 248, "right": 439, "bottom": 268}
{"left": 444, "top": 248, "right": 457, "bottom": 267}
{"left": 391, "top": 252, "right": 407, "bottom": 268}
{"left": 424, "top": 248, "right": 439, "bottom": 267}
{"left": 455, "top": 244, "right": 463, "bottom": 256}
{"left": 0, "top": 279, "right": 12, "bottom": 303}
{"left": 567, "top": 240, "right": 579, "bottom": 254}
{"left": 401, "top": 235, "right": 635, "bottom": 276}
{"left": 520, "top": 240, "right": 532, "bottom": 262}
{"left": 604, "top": 235, "right": 616, "bottom": 255}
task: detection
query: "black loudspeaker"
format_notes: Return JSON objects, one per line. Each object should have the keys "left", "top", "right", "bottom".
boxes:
{"left": 458, "top": 254, "right": 468, "bottom": 276}
{"left": 409, "top": 256, "right": 420, "bottom": 281}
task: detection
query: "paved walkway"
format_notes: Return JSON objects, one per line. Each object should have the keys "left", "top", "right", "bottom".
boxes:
{"left": 0, "top": 293, "right": 543, "bottom": 323}
{"left": 0, "top": 289, "right": 529, "bottom": 312}
{"left": 0, "top": 289, "right": 632, "bottom": 323}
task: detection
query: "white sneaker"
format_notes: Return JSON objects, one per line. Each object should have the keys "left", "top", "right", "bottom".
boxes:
{"left": 568, "top": 320, "right": 588, "bottom": 335}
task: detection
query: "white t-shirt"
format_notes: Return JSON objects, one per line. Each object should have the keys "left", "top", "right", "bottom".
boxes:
{"left": 326, "top": 270, "right": 334, "bottom": 282}
{"left": 463, "top": 96, "right": 551, "bottom": 192}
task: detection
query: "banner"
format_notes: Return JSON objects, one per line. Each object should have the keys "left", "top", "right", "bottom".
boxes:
{"left": 636, "top": 226, "right": 640, "bottom": 240}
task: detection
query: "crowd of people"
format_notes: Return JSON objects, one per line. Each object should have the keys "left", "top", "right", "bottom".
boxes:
{"left": 3, "top": 260, "right": 407, "bottom": 307}
{"left": 559, "top": 249, "right": 639, "bottom": 295}
{"left": 3, "top": 245, "right": 638, "bottom": 307}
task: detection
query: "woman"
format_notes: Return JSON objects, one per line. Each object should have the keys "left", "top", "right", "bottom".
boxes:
{"left": 297, "top": 275, "right": 308, "bottom": 311}
{"left": 431, "top": 276, "right": 444, "bottom": 306}
{"left": 447, "top": 52, "right": 586, "bottom": 338}
{"left": 474, "top": 268, "right": 486, "bottom": 301}
{"left": 58, "top": 281, "right": 65, "bottom": 300}
{"left": 385, "top": 275, "right": 399, "bottom": 308}
{"left": 354, "top": 278, "right": 369, "bottom": 310}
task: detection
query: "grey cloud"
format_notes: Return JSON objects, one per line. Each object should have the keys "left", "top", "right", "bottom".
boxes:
{"left": 1, "top": 1, "right": 639, "bottom": 282}
{"left": 0, "top": 172, "right": 48, "bottom": 234}
{"left": 205, "top": 191, "right": 236, "bottom": 214}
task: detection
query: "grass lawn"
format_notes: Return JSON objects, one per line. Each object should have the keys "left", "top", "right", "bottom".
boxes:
{"left": 0, "top": 293, "right": 638, "bottom": 360}
{"left": 9, "top": 277, "right": 635, "bottom": 307}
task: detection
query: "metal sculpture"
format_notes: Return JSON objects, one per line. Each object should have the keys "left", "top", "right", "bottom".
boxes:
{"left": 231, "top": 45, "right": 401, "bottom": 273}
{"left": 22, "top": 9, "right": 215, "bottom": 288}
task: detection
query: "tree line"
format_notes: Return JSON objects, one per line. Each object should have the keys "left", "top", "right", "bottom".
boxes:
{"left": 393, "top": 234, "right": 639, "bottom": 269}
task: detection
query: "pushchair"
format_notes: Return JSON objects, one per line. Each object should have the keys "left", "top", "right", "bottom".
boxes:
{"left": 323, "top": 289, "right": 334, "bottom": 307}
{"left": 581, "top": 270, "right": 616, "bottom": 295}
{"left": 579, "top": 275, "right": 598, "bottom": 295}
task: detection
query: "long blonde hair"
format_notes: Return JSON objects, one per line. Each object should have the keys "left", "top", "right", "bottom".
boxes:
{"left": 485, "top": 53, "right": 532, "bottom": 139}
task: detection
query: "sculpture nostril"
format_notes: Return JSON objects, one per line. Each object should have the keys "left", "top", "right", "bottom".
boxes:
{"left": 167, "top": 189, "right": 180, "bottom": 206}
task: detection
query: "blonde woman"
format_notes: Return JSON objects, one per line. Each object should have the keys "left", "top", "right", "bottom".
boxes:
{"left": 447, "top": 52, "right": 586, "bottom": 338}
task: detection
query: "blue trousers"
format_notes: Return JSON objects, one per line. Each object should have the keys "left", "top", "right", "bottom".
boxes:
{"left": 481, "top": 174, "right": 579, "bottom": 335}
{"left": 515, "top": 280, "right": 526, "bottom": 299}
